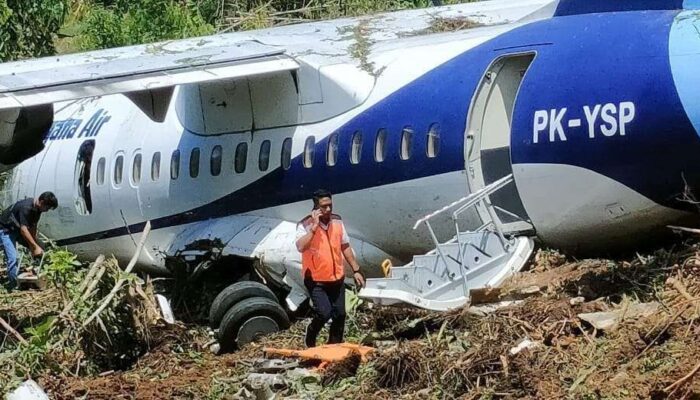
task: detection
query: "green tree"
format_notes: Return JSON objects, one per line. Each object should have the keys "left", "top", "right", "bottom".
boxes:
{"left": 0, "top": 0, "right": 68, "bottom": 61}
{"left": 78, "top": 0, "right": 215, "bottom": 51}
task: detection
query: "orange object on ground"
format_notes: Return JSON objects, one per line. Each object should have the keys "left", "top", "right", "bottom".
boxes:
{"left": 264, "top": 343, "right": 374, "bottom": 363}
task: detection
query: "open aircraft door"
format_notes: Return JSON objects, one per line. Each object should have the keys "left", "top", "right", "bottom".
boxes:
{"left": 465, "top": 53, "right": 536, "bottom": 235}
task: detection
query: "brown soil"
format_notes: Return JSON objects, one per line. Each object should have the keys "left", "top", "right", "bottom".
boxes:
{"left": 8, "top": 242, "right": 700, "bottom": 399}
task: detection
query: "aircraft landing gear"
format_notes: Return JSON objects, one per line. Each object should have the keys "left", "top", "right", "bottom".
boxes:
{"left": 209, "top": 281, "right": 290, "bottom": 352}
{"left": 216, "top": 296, "right": 290, "bottom": 352}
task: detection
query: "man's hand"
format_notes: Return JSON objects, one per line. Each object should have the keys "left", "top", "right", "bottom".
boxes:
{"left": 353, "top": 271, "right": 365, "bottom": 288}
{"left": 31, "top": 245, "right": 43, "bottom": 258}
{"left": 310, "top": 209, "right": 321, "bottom": 230}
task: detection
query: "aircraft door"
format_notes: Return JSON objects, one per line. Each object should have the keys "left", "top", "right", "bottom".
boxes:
{"left": 74, "top": 140, "right": 95, "bottom": 215}
{"left": 466, "top": 53, "right": 535, "bottom": 234}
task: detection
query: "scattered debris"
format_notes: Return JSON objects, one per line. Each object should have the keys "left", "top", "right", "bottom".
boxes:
{"left": 509, "top": 338, "right": 540, "bottom": 355}
{"left": 264, "top": 343, "right": 373, "bottom": 363}
{"left": 6, "top": 380, "right": 48, "bottom": 400}
{"left": 427, "top": 15, "right": 484, "bottom": 33}
{"left": 6, "top": 240, "right": 700, "bottom": 398}
{"left": 578, "top": 302, "right": 661, "bottom": 331}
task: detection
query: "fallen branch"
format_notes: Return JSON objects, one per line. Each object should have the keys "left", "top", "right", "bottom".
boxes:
{"left": 668, "top": 276, "right": 696, "bottom": 302}
{"left": 60, "top": 255, "right": 106, "bottom": 318}
{"left": 0, "top": 316, "right": 27, "bottom": 345}
{"left": 667, "top": 225, "right": 700, "bottom": 235}
{"left": 665, "top": 360, "right": 700, "bottom": 395}
{"left": 83, "top": 221, "right": 151, "bottom": 327}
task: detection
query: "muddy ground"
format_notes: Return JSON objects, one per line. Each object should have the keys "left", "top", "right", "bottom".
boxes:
{"left": 4, "top": 240, "right": 700, "bottom": 399}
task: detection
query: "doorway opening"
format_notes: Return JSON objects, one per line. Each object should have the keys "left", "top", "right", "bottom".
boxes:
{"left": 465, "top": 53, "right": 535, "bottom": 233}
{"left": 75, "top": 139, "right": 95, "bottom": 215}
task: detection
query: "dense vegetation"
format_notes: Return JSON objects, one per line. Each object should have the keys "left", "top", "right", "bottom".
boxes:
{"left": 0, "top": 0, "right": 476, "bottom": 61}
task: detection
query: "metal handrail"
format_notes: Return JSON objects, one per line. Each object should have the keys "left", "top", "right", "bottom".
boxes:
{"left": 452, "top": 174, "right": 514, "bottom": 221}
{"left": 412, "top": 174, "right": 514, "bottom": 230}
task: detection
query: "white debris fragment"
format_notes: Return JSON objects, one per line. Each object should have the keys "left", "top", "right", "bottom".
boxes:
{"left": 569, "top": 296, "right": 586, "bottom": 306}
{"left": 509, "top": 338, "right": 540, "bottom": 355}
{"left": 7, "top": 380, "right": 49, "bottom": 400}
{"left": 468, "top": 300, "right": 523, "bottom": 316}
{"left": 155, "top": 294, "right": 175, "bottom": 324}
{"left": 578, "top": 302, "right": 661, "bottom": 331}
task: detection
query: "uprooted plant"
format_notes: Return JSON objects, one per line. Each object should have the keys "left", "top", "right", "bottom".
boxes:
{"left": 0, "top": 247, "right": 163, "bottom": 392}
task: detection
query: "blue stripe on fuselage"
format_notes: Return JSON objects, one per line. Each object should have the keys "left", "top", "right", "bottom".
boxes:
{"left": 57, "top": 9, "right": 700, "bottom": 246}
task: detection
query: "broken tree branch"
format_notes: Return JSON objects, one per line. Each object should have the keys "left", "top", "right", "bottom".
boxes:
{"left": 0, "top": 316, "right": 27, "bottom": 345}
{"left": 668, "top": 277, "right": 696, "bottom": 302}
{"left": 667, "top": 225, "right": 700, "bottom": 235}
{"left": 83, "top": 221, "right": 151, "bottom": 327}
{"left": 665, "top": 360, "right": 700, "bottom": 395}
{"left": 60, "top": 255, "right": 106, "bottom": 318}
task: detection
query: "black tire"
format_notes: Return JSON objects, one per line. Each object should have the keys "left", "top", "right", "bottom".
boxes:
{"left": 208, "top": 281, "right": 277, "bottom": 328}
{"left": 217, "top": 297, "right": 290, "bottom": 352}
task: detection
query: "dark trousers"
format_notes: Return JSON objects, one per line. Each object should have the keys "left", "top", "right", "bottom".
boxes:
{"left": 304, "top": 278, "right": 346, "bottom": 347}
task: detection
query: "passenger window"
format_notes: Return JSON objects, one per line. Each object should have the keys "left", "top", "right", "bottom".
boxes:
{"left": 327, "top": 134, "right": 339, "bottom": 167}
{"left": 259, "top": 140, "right": 271, "bottom": 171}
{"left": 281, "top": 138, "right": 292, "bottom": 170}
{"left": 427, "top": 124, "right": 440, "bottom": 158}
{"left": 350, "top": 131, "right": 362, "bottom": 165}
{"left": 96, "top": 157, "right": 105, "bottom": 185}
{"left": 400, "top": 127, "right": 413, "bottom": 160}
{"left": 171, "top": 150, "right": 180, "bottom": 180}
{"left": 235, "top": 142, "right": 248, "bottom": 173}
{"left": 151, "top": 152, "right": 161, "bottom": 181}
{"left": 375, "top": 129, "right": 387, "bottom": 162}
{"left": 211, "top": 145, "right": 222, "bottom": 176}
{"left": 303, "top": 136, "right": 315, "bottom": 168}
{"left": 190, "top": 148, "right": 200, "bottom": 178}
{"left": 132, "top": 153, "right": 142, "bottom": 185}
{"left": 114, "top": 155, "right": 124, "bottom": 185}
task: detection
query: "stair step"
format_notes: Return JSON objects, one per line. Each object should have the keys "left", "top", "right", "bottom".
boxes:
{"left": 361, "top": 235, "right": 535, "bottom": 311}
{"left": 389, "top": 265, "right": 450, "bottom": 293}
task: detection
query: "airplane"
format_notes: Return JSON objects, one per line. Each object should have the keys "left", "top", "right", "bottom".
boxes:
{"left": 0, "top": 0, "right": 699, "bottom": 350}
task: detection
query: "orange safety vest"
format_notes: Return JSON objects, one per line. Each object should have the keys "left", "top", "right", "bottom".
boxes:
{"left": 299, "top": 214, "right": 345, "bottom": 282}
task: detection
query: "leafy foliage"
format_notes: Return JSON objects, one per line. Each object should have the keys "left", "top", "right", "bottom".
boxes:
{"left": 43, "top": 249, "right": 82, "bottom": 289}
{"left": 77, "top": 0, "right": 215, "bottom": 51}
{"left": 0, "top": 0, "right": 68, "bottom": 61}
{"left": 0, "top": 0, "right": 478, "bottom": 58}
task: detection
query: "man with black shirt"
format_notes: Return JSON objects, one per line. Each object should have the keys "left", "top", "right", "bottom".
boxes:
{"left": 0, "top": 192, "right": 58, "bottom": 290}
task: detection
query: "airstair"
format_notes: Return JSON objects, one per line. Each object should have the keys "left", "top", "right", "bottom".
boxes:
{"left": 359, "top": 174, "right": 534, "bottom": 311}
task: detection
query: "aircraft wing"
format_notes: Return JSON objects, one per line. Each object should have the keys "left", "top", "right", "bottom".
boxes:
{"left": 0, "top": 40, "right": 298, "bottom": 110}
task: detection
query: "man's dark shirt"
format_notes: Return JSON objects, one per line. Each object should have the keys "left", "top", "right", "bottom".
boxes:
{"left": 0, "top": 198, "right": 41, "bottom": 233}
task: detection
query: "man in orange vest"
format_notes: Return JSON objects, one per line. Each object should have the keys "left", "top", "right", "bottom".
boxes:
{"left": 296, "top": 189, "right": 365, "bottom": 348}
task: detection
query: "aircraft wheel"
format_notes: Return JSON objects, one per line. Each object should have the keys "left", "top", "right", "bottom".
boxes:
{"left": 217, "top": 297, "right": 290, "bottom": 353}
{"left": 208, "top": 281, "right": 277, "bottom": 328}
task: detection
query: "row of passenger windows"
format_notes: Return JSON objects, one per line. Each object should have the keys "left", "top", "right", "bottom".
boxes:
{"left": 306, "top": 124, "right": 441, "bottom": 168}
{"left": 93, "top": 125, "right": 441, "bottom": 186}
